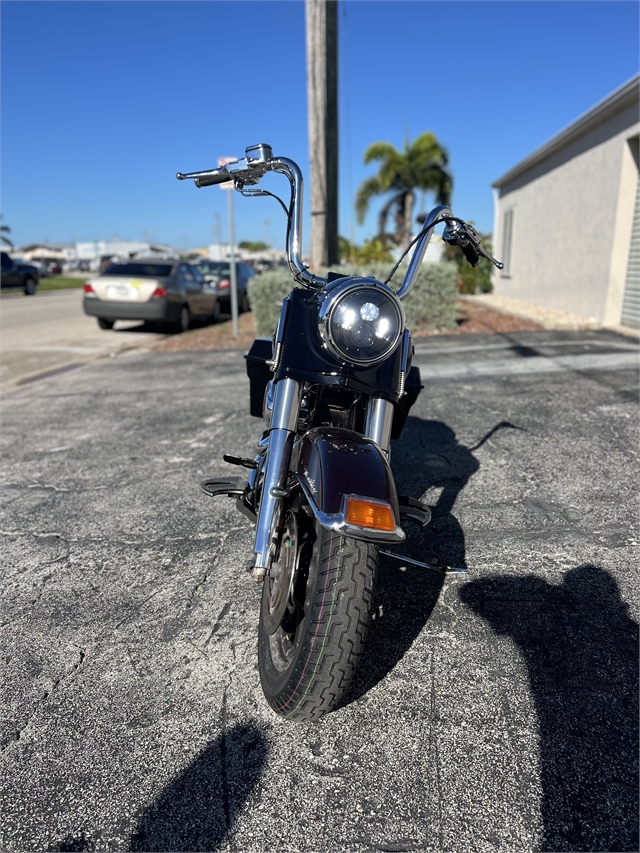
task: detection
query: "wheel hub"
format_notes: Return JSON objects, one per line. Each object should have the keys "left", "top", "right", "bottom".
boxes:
{"left": 263, "top": 511, "right": 298, "bottom": 635}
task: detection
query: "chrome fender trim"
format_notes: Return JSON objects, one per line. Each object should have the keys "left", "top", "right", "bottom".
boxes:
{"left": 297, "top": 479, "right": 405, "bottom": 544}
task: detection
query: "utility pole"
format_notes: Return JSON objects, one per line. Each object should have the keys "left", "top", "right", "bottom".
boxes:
{"left": 306, "top": 0, "right": 338, "bottom": 268}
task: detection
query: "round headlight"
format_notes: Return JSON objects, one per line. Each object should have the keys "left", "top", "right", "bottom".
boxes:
{"left": 319, "top": 280, "right": 404, "bottom": 366}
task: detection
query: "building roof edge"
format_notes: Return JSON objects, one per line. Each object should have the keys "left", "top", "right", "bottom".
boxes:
{"left": 492, "top": 74, "right": 640, "bottom": 189}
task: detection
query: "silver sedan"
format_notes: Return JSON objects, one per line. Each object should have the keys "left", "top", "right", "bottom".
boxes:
{"left": 83, "top": 258, "right": 221, "bottom": 332}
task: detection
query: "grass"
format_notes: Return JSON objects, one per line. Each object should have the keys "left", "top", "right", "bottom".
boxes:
{"left": 1, "top": 277, "right": 87, "bottom": 295}
{"left": 38, "top": 277, "right": 86, "bottom": 291}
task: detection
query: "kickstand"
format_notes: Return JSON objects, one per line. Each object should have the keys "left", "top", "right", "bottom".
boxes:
{"left": 379, "top": 549, "right": 468, "bottom": 574}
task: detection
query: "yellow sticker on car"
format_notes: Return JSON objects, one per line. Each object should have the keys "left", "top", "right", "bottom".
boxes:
{"left": 130, "top": 280, "right": 144, "bottom": 288}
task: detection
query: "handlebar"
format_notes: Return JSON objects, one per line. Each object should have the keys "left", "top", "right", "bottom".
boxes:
{"left": 177, "top": 145, "right": 325, "bottom": 290}
{"left": 177, "top": 143, "right": 503, "bottom": 297}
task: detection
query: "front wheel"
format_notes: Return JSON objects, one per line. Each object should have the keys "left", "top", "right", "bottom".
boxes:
{"left": 258, "top": 508, "right": 378, "bottom": 722}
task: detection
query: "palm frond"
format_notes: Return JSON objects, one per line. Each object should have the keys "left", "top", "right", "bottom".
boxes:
{"left": 355, "top": 175, "right": 386, "bottom": 224}
{"left": 1, "top": 224, "right": 13, "bottom": 248}
{"left": 363, "top": 142, "right": 400, "bottom": 166}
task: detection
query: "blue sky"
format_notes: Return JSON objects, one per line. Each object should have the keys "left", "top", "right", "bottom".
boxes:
{"left": 2, "top": 1, "right": 638, "bottom": 253}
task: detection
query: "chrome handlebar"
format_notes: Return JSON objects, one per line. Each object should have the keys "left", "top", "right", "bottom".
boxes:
{"left": 177, "top": 143, "right": 502, "bottom": 297}
{"left": 177, "top": 144, "right": 324, "bottom": 290}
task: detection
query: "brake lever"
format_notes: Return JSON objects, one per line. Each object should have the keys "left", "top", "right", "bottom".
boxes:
{"left": 443, "top": 219, "right": 504, "bottom": 270}
{"left": 476, "top": 242, "right": 504, "bottom": 270}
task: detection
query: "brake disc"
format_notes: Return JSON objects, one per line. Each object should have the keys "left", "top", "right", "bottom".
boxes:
{"left": 263, "top": 510, "right": 299, "bottom": 635}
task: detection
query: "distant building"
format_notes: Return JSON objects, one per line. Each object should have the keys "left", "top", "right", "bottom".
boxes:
{"left": 492, "top": 75, "right": 639, "bottom": 330}
{"left": 207, "top": 243, "right": 287, "bottom": 265}
{"left": 17, "top": 243, "right": 75, "bottom": 262}
{"left": 75, "top": 240, "right": 175, "bottom": 263}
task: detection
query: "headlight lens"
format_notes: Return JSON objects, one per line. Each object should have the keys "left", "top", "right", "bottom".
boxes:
{"left": 321, "top": 283, "right": 404, "bottom": 365}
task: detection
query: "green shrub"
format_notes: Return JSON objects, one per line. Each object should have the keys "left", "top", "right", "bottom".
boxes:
{"left": 247, "top": 269, "right": 297, "bottom": 337}
{"left": 247, "top": 261, "right": 459, "bottom": 337}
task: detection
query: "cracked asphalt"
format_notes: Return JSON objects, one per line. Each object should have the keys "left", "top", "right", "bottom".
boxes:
{"left": 0, "top": 328, "right": 638, "bottom": 853}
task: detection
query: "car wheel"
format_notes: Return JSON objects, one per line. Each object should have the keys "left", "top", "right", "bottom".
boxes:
{"left": 23, "top": 278, "right": 36, "bottom": 296}
{"left": 210, "top": 301, "right": 222, "bottom": 324}
{"left": 173, "top": 304, "right": 191, "bottom": 334}
{"left": 240, "top": 292, "right": 250, "bottom": 314}
{"left": 97, "top": 318, "right": 115, "bottom": 330}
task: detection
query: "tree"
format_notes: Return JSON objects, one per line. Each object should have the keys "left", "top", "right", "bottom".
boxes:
{"left": 355, "top": 132, "right": 452, "bottom": 251}
{"left": 352, "top": 238, "right": 394, "bottom": 265}
{"left": 239, "top": 241, "right": 270, "bottom": 251}
{"left": 0, "top": 216, "right": 13, "bottom": 248}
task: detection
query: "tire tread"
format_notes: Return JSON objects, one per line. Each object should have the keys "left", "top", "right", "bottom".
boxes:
{"left": 267, "top": 531, "right": 377, "bottom": 721}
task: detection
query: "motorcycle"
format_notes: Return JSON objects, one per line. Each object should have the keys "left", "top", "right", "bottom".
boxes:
{"left": 177, "top": 144, "right": 502, "bottom": 721}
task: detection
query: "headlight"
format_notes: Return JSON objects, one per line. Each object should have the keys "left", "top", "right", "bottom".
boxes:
{"left": 319, "top": 279, "right": 404, "bottom": 366}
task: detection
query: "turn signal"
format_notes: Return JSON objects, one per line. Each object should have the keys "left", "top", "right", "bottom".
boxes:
{"left": 218, "top": 278, "right": 230, "bottom": 290}
{"left": 344, "top": 498, "right": 395, "bottom": 531}
{"left": 83, "top": 283, "right": 95, "bottom": 294}
{"left": 151, "top": 287, "right": 167, "bottom": 297}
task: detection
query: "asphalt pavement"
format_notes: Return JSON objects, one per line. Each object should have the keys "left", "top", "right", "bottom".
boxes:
{"left": 0, "top": 328, "right": 638, "bottom": 852}
{"left": 0, "top": 289, "right": 166, "bottom": 392}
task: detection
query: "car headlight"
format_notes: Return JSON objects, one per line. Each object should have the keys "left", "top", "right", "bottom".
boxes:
{"left": 319, "top": 279, "right": 404, "bottom": 366}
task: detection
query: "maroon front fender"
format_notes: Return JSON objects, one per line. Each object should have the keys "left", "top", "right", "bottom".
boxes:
{"left": 295, "top": 428, "right": 403, "bottom": 542}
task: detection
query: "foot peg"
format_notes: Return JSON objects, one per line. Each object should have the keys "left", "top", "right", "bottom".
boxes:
{"left": 200, "top": 477, "right": 246, "bottom": 498}
{"left": 223, "top": 454, "right": 258, "bottom": 470}
{"left": 398, "top": 495, "right": 432, "bottom": 527}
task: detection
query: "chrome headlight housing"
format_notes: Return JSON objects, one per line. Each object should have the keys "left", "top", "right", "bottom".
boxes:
{"left": 318, "top": 278, "right": 405, "bottom": 366}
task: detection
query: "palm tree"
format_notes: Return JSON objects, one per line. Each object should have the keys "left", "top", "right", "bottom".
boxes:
{"left": 355, "top": 132, "right": 452, "bottom": 251}
{"left": 0, "top": 216, "right": 13, "bottom": 248}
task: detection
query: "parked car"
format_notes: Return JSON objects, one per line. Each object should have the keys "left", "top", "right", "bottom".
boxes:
{"left": 1, "top": 251, "right": 40, "bottom": 295}
{"left": 31, "top": 256, "right": 63, "bottom": 276}
{"left": 82, "top": 258, "right": 220, "bottom": 332}
{"left": 192, "top": 260, "right": 255, "bottom": 313}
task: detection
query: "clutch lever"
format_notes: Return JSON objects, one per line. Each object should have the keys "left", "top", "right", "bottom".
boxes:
{"left": 177, "top": 155, "right": 270, "bottom": 189}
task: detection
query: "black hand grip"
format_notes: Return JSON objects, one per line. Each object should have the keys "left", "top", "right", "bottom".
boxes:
{"left": 461, "top": 241, "right": 479, "bottom": 267}
{"left": 195, "top": 171, "right": 232, "bottom": 188}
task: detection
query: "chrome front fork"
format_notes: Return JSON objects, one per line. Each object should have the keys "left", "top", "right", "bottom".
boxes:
{"left": 364, "top": 397, "right": 394, "bottom": 455}
{"left": 252, "top": 377, "right": 302, "bottom": 581}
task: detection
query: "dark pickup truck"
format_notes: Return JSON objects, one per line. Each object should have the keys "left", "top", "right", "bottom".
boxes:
{"left": 1, "top": 251, "right": 40, "bottom": 295}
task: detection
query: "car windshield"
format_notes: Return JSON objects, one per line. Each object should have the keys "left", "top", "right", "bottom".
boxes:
{"left": 196, "top": 262, "right": 230, "bottom": 276}
{"left": 102, "top": 263, "right": 173, "bottom": 277}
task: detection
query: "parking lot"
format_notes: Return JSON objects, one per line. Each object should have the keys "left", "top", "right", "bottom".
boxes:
{"left": 1, "top": 328, "right": 638, "bottom": 852}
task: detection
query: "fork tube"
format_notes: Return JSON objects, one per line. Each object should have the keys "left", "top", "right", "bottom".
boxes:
{"left": 253, "top": 378, "right": 302, "bottom": 578}
{"left": 364, "top": 397, "right": 394, "bottom": 455}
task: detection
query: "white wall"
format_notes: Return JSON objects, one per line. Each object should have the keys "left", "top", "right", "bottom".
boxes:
{"left": 493, "top": 103, "right": 639, "bottom": 324}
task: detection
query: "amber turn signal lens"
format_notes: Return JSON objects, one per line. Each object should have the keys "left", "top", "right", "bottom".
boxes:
{"left": 344, "top": 498, "right": 395, "bottom": 531}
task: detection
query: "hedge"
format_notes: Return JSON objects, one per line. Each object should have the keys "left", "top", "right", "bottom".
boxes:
{"left": 247, "top": 261, "right": 459, "bottom": 338}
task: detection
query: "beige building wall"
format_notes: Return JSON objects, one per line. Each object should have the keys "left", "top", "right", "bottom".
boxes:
{"left": 493, "top": 90, "right": 639, "bottom": 326}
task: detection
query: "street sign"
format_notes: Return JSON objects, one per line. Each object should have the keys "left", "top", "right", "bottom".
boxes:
{"left": 218, "top": 157, "right": 236, "bottom": 191}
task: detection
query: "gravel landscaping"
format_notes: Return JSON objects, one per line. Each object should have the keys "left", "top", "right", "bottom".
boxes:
{"left": 152, "top": 301, "right": 543, "bottom": 353}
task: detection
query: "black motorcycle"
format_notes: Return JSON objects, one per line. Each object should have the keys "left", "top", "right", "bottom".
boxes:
{"left": 178, "top": 144, "right": 502, "bottom": 721}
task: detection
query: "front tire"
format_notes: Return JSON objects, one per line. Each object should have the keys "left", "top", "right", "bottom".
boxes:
{"left": 258, "top": 512, "right": 378, "bottom": 722}
{"left": 23, "top": 278, "right": 36, "bottom": 295}
{"left": 97, "top": 318, "right": 115, "bottom": 330}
